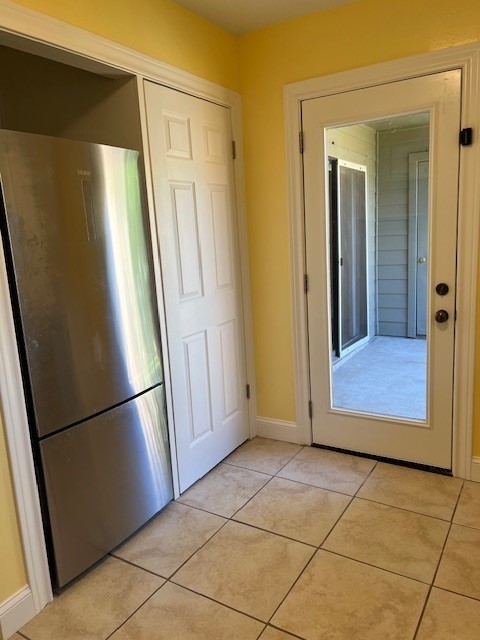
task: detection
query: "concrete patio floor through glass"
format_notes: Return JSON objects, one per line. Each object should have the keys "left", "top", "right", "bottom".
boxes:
{"left": 332, "top": 336, "right": 427, "bottom": 420}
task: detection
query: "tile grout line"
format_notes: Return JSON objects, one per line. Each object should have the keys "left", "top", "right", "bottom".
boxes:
{"left": 254, "top": 625, "right": 267, "bottom": 640}
{"left": 215, "top": 444, "right": 308, "bottom": 523}
{"left": 451, "top": 478, "right": 465, "bottom": 523}
{"left": 105, "top": 584, "right": 165, "bottom": 639}
{"left": 271, "top": 472, "right": 363, "bottom": 498}
{"left": 218, "top": 460, "right": 274, "bottom": 478}
{"left": 350, "top": 494, "right": 459, "bottom": 523}
{"left": 411, "top": 479, "right": 465, "bottom": 640}
{"left": 174, "top": 499, "right": 248, "bottom": 519}
{"left": 221, "top": 443, "right": 305, "bottom": 482}
{"left": 222, "top": 439, "right": 304, "bottom": 477}
{"left": 111, "top": 553, "right": 169, "bottom": 580}
{"left": 168, "top": 454, "right": 299, "bottom": 582}
{"left": 434, "top": 584, "right": 480, "bottom": 604}
{"left": 353, "top": 458, "right": 379, "bottom": 497}
{"left": 229, "top": 516, "right": 318, "bottom": 549}
{"left": 264, "top": 545, "right": 318, "bottom": 629}
{"left": 315, "top": 547, "right": 433, "bottom": 587}
{"left": 445, "top": 520, "right": 480, "bottom": 532}
{"left": 226, "top": 445, "right": 325, "bottom": 538}
{"left": 311, "top": 467, "right": 383, "bottom": 558}
{"left": 106, "top": 505, "right": 236, "bottom": 634}
{"left": 315, "top": 495, "right": 354, "bottom": 549}
{"left": 228, "top": 474, "right": 277, "bottom": 520}
{"left": 274, "top": 444, "right": 307, "bottom": 472}
{"left": 266, "top": 623, "right": 306, "bottom": 640}
{"left": 165, "top": 578, "right": 268, "bottom": 626}
{"left": 165, "top": 516, "right": 231, "bottom": 582}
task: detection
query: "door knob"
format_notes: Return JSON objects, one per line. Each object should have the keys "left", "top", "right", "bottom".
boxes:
{"left": 436, "top": 283, "right": 449, "bottom": 296}
{"left": 435, "top": 309, "right": 449, "bottom": 323}
{"left": 418, "top": 257, "right": 427, "bottom": 264}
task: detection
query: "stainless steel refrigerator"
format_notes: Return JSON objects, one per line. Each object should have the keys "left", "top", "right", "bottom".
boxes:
{"left": 0, "top": 130, "right": 173, "bottom": 589}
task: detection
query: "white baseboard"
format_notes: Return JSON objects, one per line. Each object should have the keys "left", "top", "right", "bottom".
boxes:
{"left": 0, "top": 586, "right": 35, "bottom": 639}
{"left": 257, "top": 416, "right": 299, "bottom": 443}
{"left": 471, "top": 457, "right": 480, "bottom": 482}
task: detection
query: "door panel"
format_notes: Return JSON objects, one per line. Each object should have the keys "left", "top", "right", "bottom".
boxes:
{"left": 303, "top": 70, "right": 461, "bottom": 469}
{"left": 144, "top": 82, "right": 249, "bottom": 491}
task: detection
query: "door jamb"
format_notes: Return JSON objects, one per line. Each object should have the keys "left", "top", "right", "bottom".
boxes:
{"left": 0, "top": 0, "right": 256, "bottom": 622}
{"left": 284, "top": 43, "right": 480, "bottom": 479}
{"left": 407, "top": 151, "right": 429, "bottom": 338}
{"left": 335, "top": 160, "right": 369, "bottom": 359}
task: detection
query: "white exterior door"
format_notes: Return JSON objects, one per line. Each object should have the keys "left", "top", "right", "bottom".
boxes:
{"left": 303, "top": 70, "right": 461, "bottom": 469}
{"left": 144, "top": 81, "right": 250, "bottom": 491}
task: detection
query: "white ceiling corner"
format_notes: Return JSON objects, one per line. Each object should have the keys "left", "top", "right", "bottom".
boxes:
{"left": 173, "top": 0, "right": 354, "bottom": 35}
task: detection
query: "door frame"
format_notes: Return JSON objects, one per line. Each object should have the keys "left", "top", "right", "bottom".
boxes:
{"left": 407, "top": 151, "right": 430, "bottom": 338}
{"left": 0, "top": 0, "right": 256, "bottom": 626}
{"left": 335, "top": 159, "right": 369, "bottom": 359}
{"left": 284, "top": 43, "right": 480, "bottom": 479}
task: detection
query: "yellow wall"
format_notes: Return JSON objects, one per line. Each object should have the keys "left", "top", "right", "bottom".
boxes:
{"left": 237, "top": 0, "right": 480, "bottom": 435}
{"left": 14, "top": 0, "right": 238, "bottom": 91}
{"left": 0, "top": 413, "right": 27, "bottom": 602}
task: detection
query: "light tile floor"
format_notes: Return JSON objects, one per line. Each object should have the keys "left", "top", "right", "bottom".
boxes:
{"left": 17, "top": 437, "right": 480, "bottom": 640}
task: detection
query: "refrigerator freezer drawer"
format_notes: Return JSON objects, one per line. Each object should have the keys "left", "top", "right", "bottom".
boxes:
{"left": 40, "top": 384, "right": 173, "bottom": 588}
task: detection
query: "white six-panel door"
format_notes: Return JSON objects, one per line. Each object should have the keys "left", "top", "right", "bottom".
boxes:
{"left": 144, "top": 81, "right": 249, "bottom": 491}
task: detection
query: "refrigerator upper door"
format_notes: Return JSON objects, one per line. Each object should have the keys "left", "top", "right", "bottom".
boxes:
{"left": 0, "top": 130, "right": 162, "bottom": 437}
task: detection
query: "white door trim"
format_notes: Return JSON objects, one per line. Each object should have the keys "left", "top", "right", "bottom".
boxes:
{"left": 0, "top": 0, "right": 256, "bottom": 625}
{"left": 284, "top": 42, "right": 480, "bottom": 477}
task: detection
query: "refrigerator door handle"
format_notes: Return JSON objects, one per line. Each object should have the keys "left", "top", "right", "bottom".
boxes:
{"left": 81, "top": 179, "right": 97, "bottom": 242}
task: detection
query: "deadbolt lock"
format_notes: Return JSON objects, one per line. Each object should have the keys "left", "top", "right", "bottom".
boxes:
{"left": 435, "top": 283, "right": 449, "bottom": 296}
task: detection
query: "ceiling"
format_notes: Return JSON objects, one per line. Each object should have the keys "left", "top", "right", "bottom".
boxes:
{"left": 172, "top": 0, "right": 354, "bottom": 35}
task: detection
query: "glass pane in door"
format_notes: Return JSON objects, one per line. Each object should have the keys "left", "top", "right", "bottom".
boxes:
{"left": 328, "top": 112, "right": 430, "bottom": 421}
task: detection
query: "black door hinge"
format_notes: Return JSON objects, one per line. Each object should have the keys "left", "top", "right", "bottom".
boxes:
{"left": 308, "top": 400, "right": 313, "bottom": 419}
{"left": 304, "top": 274, "right": 308, "bottom": 294}
{"left": 232, "top": 140, "right": 237, "bottom": 159}
{"left": 460, "top": 128, "right": 473, "bottom": 146}
{"left": 299, "top": 131, "right": 304, "bottom": 154}
{"left": 246, "top": 384, "right": 251, "bottom": 400}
